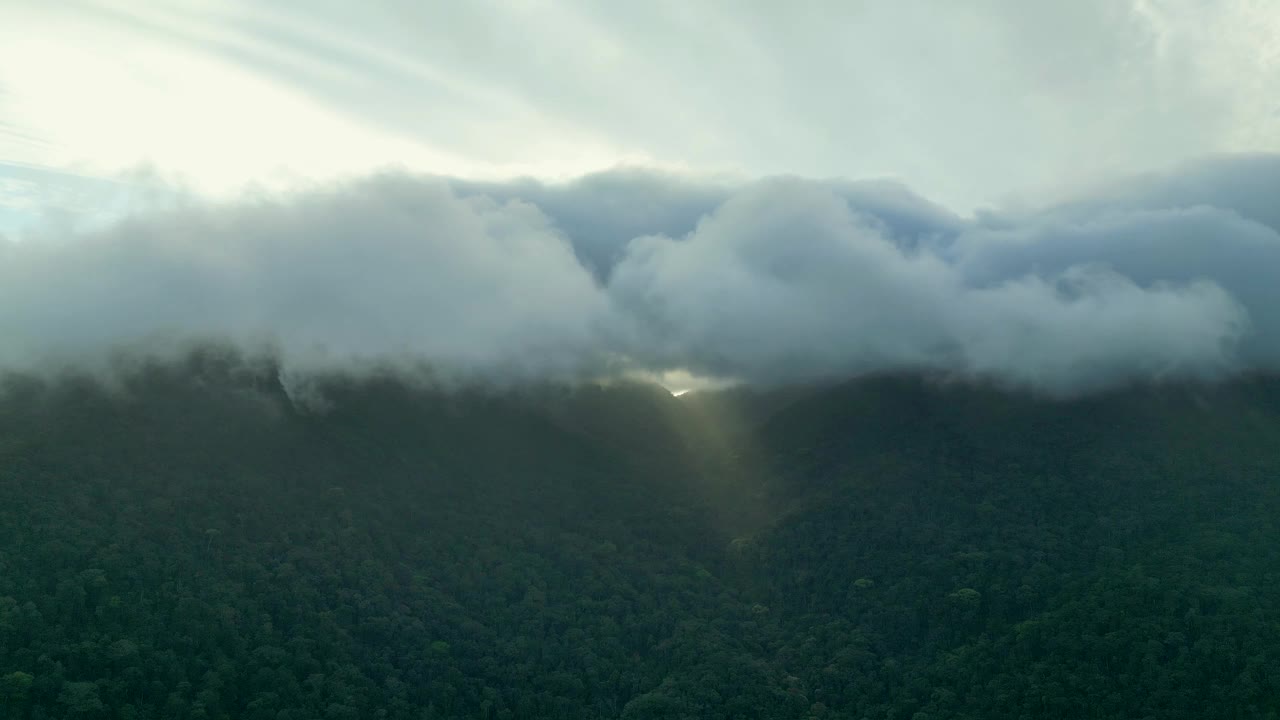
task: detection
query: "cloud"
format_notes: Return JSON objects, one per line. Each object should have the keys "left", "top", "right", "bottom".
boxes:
{"left": 2, "top": 155, "right": 1279, "bottom": 395}
{"left": 0, "top": 175, "right": 609, "bottom": 382}
{"left": 446, "top": 171, "right": 961, "bottom": 280}
{"left": 954, "top": 162, "right": 1280, "bottom": 368}
{"left": 448, "top": 170, "right": 736, "bottom": 281}
{"left": 6, "top": 1, "right": 1280, "bottom": 210}
{"left": 607, "top": 176, "right": 1247, "bottom": 394}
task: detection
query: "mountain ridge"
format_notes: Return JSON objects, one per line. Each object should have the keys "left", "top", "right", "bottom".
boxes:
{"left": 3, "top": 353, "right": 1280, "bottom": 718}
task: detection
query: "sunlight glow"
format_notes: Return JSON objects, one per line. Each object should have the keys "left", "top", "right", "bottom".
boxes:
{"left": 0, "top": 1, "right": 652, "bottom": 201}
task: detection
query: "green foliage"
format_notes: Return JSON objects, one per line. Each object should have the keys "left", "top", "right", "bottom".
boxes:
{"left": 1, "top": 671, "right": 34, "bottom": 701}
{"left": 733, "top": 375, "right": 1280, "bottom": 719}
{"left": 2, "top": 357, "right": 1280, "bottom": 718}
{"left": 58, "top": 681, "right": 105, "bottom": 715}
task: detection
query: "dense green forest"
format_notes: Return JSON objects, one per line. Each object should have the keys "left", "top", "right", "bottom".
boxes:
{"left": 3, "top": 350, "right": 1280, "bottom": 719}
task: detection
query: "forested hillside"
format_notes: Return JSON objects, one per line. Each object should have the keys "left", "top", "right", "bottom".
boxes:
{"left": 3, "top": 353, "right": 1280, "bottom": 719}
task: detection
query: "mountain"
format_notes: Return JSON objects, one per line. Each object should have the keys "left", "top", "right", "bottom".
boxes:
{"left": 3, "top": 352, "right": 1280, "bottom": 719}
{"left": 731, "top": 375, "right": 1280, "bottom": 718}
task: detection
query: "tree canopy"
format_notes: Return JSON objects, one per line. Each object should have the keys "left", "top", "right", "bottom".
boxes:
{"left": 2, "top": 353, "right": 1280, "bottom": 718}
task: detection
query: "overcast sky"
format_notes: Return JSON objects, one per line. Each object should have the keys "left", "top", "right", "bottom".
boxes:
{"left": 4, "top": 0, "right": 1280, "bottom": 221}
{"left": 3, "top": 1, "right": 1280, "bottom": 395}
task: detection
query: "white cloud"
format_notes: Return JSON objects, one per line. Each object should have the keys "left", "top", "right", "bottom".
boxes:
{"left": 0, "top": 175, "right": 609, "bottom": 382}
{"left": 2, "top": 156, "right": 1278, "bottom": 396}
{"left": 607, "top": 177, "right": 1249, "bottom": 393}
{"left": 3, "top": 1, "right": 1279, "bottom": 209}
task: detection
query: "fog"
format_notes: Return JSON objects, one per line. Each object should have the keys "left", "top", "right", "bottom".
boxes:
{"left": 3, "top": 155, "right": 1277, "bottom": 395}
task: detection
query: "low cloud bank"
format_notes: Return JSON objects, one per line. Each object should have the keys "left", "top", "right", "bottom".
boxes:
{"left": 4, "top": 155, "right": 1279, "bottom": 395}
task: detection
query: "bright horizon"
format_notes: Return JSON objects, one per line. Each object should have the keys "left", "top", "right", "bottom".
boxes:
{"left": 4, "top": 0, "right": 1280, "bottom": 233}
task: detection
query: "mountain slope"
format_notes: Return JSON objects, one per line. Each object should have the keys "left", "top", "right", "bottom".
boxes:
{"left": 733, "top": 375, "right": 1280, "bottom": 719}
{"left": 0, "top": 358, "right": 798, "bottom": 720}
{"left": 3, "top": 358, "right": 1280, "bottom": 718}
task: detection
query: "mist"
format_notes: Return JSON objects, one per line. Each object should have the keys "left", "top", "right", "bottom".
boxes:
{"left": 3, "top": 155, "right": 1278, "bottom": 396}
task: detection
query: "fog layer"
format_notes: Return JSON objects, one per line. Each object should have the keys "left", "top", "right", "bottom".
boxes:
{"left": 4, "top": 155, "right": 1277, "bottom": 395}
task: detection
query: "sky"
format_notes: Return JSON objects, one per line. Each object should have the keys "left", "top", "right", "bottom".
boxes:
{"left": 4, "top": 0, "right": 1280, "bottom": 218}
{"left": 2, "top": 1, "right": 1280, "bottom": 395}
